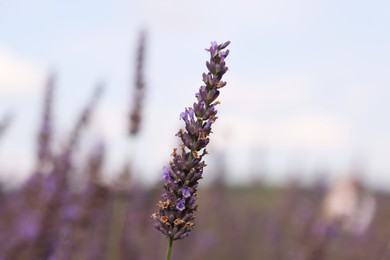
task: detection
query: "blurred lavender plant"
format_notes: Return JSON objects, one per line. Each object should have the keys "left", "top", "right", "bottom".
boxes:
{"left": 152, "top": 41, "right": 230, "bottom": 259}
{"left": 104, "top": 31, "right": 149, "bottom": 260}
{"left": 128, "top": 31, "right": 147, "bottom": 136}
{"left": 34, "top": 84, "right": 103, "bottom": 259}
{"left": 36, "top": 73, "right": 55, "bottom": 173}
{"left": 63, "top": 84, "right": 103, "bottom": 157}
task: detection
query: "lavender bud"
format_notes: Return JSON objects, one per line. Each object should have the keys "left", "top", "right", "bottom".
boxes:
{"left": 161, "top": 166, "right": 171, "bottom": 181}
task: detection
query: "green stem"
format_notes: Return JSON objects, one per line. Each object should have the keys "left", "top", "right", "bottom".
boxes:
{"left": 165, "top": 238, "right": 174, "bottom": 260}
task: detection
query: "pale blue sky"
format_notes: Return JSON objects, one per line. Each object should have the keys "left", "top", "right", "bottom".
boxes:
{"left": 0, "top": 0, "right": 389, "bottom": 188}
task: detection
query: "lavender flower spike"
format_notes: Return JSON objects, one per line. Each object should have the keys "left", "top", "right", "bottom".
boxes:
{"left": 152, "top": 41, "right": 230, "bottom": 243}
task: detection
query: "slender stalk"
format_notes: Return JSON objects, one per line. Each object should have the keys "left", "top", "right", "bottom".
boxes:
{"left": 165, "top": 238, "right": 174, "bottom": 260}
{"left": 105, "top": 196, "right": 128, "bottom": 260}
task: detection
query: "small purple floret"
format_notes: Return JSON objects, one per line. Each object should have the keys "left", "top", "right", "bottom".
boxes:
{"left": 182, "top": 187, "right": 191, "bottom": 198}
{"left": 161, "top": 166, "right": 170, "bottom": 181}
{"left": 162, "top": 193, "right": 169, "bottom": 200}
{"left": 176, "top": 198, "right": 185, "bottom": 211}
{"left": 180, "top": 111, "right": 188, "bottom": 123}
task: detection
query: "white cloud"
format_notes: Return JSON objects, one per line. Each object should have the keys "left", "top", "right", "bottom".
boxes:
{"left": 91, "top": 104, "right": 127, "bottom": 139}
{"left": 0, "top": 45, "right": 46, "bottom": 94}
{"left": 224, "top": 74, "right": 312, "bottom": 111}
{"left": 215, "top": 111, "right": 352, "bottom": 151}
{"left": 272, "top": 113, "right": 352, "bottom": 149}
{"left": 136, "top": 0, "right": 319, "bottom": 33}
{"left": 365, "top": 136, "right": 390, "bottom": 172}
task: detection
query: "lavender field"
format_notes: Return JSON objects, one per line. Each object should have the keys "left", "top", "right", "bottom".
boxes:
{"left": 1, "top": 158, "right": 390, "bottom": 260}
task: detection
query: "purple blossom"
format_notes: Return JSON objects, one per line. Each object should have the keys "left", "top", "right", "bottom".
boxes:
{"left": 17, "top": 214, "right": 40, "bottom": 240}
{"left": 180, "top": 111, "right": 188, "bottom": 123}
{"left": 182, "top": 187, "right": 191, "bottom": 198}
{"left": 162, "top": 193, "right": 169, "bottom": 200}
{"left": 176, "top": 199, "right": 185, "bottom": 211}
{"left": 180, "top": 108, "right": 195, "bottom": 124}
{"left": 161, "top": 166, "right": 170, "bottom": 181}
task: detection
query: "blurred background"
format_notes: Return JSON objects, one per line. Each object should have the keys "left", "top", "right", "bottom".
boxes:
{"left": 1, "top": 1, "right": 390, "bottom": 259}
{"left": 1, "top": 0, "right": 389, "bottom": 189}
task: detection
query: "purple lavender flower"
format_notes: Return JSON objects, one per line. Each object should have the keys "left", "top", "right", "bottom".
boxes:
{"left": 152, "top": 41, "right": 230, "bottom": 242}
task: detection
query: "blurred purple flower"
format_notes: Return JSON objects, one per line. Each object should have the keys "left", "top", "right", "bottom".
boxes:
{"left": 17, "top": 213, "right": 40, "bottom": 240}
{"left": 129, "top": 30, "right": 147, "bottom": 135}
